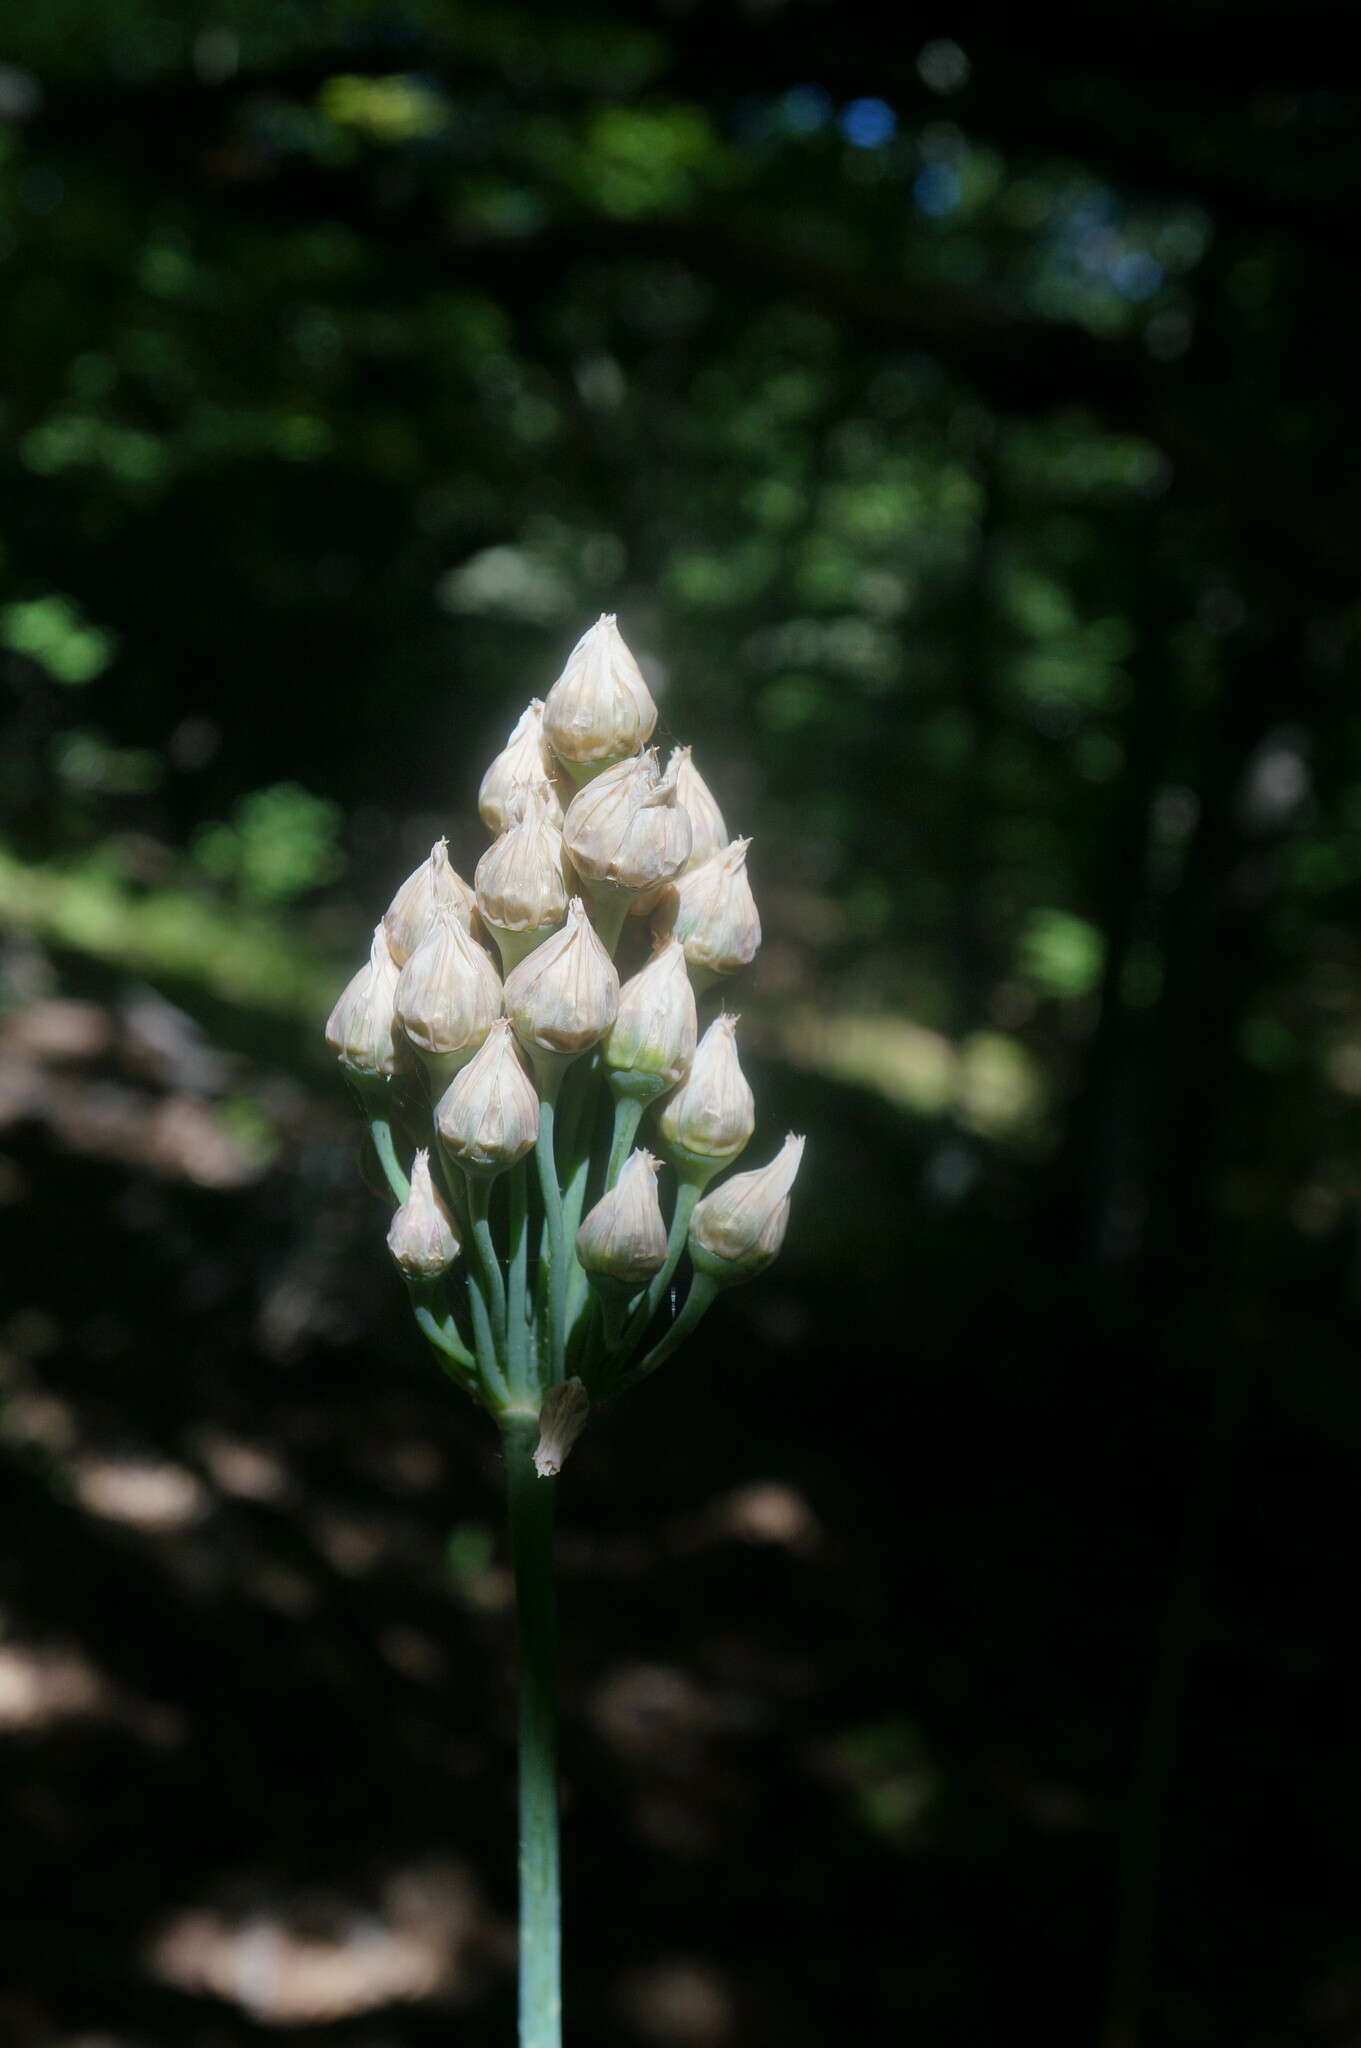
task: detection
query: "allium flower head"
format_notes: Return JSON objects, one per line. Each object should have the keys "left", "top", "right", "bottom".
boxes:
{"left": 542, "top": 614, "right": 657, "bottom": 774}
{"left": 689, "top": 1134, "right": 805, "bottom": 1282}
{"left": 503, "top": 897, "right": 620, "bottom": 1061}
{"left": 384, "top": 840, "right": 479, "bottom": 967}
{"left": 325, "top": 923, "right": 404, "bottom": 1077}
{"left": 386, "top": 1149, "right": 461, "bottom": 1277}
{"left": 435, "top": 1018, "right": 540, "bottom": 1175}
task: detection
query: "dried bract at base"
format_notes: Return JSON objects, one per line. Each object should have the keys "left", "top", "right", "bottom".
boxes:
{"left": 436, "top": 1019, "right": 540, "bottom": 1175}
{"left": 384, "top": 840, "right": 479, "bottom": 966}
{"left": 387, "top": 1149, "right": 461, "bottom": 1277}
{"left": 534, "top": 1378, "right": 590, "bottom": 1478}
{"left": 689, "top": 1134, "right": 805, "bottom": 1283}
{"left": 325, "top": 923, "right": 404, "bottom": 1077}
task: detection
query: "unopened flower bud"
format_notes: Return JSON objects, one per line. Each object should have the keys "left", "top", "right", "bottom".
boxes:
{"left": 666, "top": 837, "right": 761, "bottom": 986}
{"left": 384, "top": 840, "right": 479, "bottom": 966}
{"left": 563, "top": 750, "right": 692, "bottom": 899}
{"left": 669, "top": 747, "right": 728, "bottom": 871}
{"left": 533, "top": 1378, "right": 589, "bottom": 1478}
{"left": 657, "top": 1013, "right": 755, "bottom": 1184}
{"left": 435, "top": 1018, "right": 540, "bottom": 1175}
{"left": 603, "top": 937, "right": 697, "bottom": 1103}
{"left": 689, "top": 1134, "right": 805, "bottom": 1283}
{"left": 475, "top": 784, "right": 571, "bottom": 971}
{"left": 479, "top": 701, "right": 568, "bottom": 834}
{"left": 576, "top": 1151, "right": 668, "bottom": 1288}
{"left": 386, "top": 1149, "right": 461, "bottom": 1278}
{"left": 395, "top": 907, "right": 502, "bottom": 1081}
{"left": 504, "top": 897, "right": 619, "bottom": 1065}
{"left": 542, "top": 614, "right": 657, "bottom": 779}
{"left": 325, "top": 923, "right": 403, "bottom": 1077}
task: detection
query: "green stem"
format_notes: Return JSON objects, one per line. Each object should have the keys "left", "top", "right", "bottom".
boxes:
{"left": 605, "top": 1093, "right": 644, "bottom": 1190}
{"left": 508, "top": 1162, "right": 530, "bottom": 1396}
{"left": 468, "top": 1175, "right": 508, "bottom": 1355}
{"left": 406, "top": 1280, "right": 477, "bottom": 1383}
{"left": 368, "top": 1113, "right": 411, "bottom": 1204}
{"left": 583, "top": 883, "right": 630, "bottom": 956}
{"left": 616, "top": 1270, "right": 718, "bottom": 1394}
{"left": 503, "top": 1417, "right": 562, "bottom": 2048}
{"left": 533, "top": 1067, "right": 568, "bottom": 1380}
{"left": 560, "top": 1065, "right": 605, "bottom": 1335}
{"left": 620, "top": 1179, "right": 701, "bottom": 1355}
{"left": 462, "top": 1228, "right": 511, "bottom": 1409}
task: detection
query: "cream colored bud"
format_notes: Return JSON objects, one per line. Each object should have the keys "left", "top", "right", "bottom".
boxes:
{"left": 435, "top": 1018, "right": 540, "bottom": 1175}
{"left": 533, "top": 1378, "right": 589, "bottom": 1478}
{"left": 563, "top": 750, "right": 692, "bottom": 896}
{"left": 386, "top": 1149, "right": 461, "bottom": 1278}
{"left": 503, "top": 897, "right": 619, "bottom": 1062}
{"left": 669, "top": 747, "right": 728, "bottom": 871}
{"left": 576, "top": 1151, "right": 668, "bottom": 1287}
{"left": 689, "top": 1134, "right": 805, "bottom": 1282}
{"left": 325, "top": 923, "right": 403, "bottom": 1077}
{"left": 668, "top": 837, "right": 761, "bottom": 982}
{"left": 384, "top": 840, "right": 478, "bottom": 967}
{"left": 542, "top": 614, "right": 657, "bottom": 775}
{"left": 603, "top": 937, "right": 697, "bottom": 1099}
{"left": 657, "top": 1013, "right": 755, "bottom": 1181}
{"left": 395, "top": 907, "right": 502, "bottom": 1069}
{"left": 480, "top": 701, "right": 570, "bottom": 834}
{"left": 475, "top": 783, "right": 571, "bottom": 970}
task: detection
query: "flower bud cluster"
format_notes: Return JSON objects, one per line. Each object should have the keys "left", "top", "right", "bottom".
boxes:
{"left": 326, "top": 611, "right": 804, "bottom": 1421}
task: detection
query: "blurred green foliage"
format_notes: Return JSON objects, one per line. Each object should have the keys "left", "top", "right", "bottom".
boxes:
{"left": 1, "top": 0, "right": 1358, "bottom": 1180}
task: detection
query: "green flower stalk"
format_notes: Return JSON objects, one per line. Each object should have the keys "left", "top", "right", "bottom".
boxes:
{"left": 324, "top": 614, "right": 805, "bottom": 2047}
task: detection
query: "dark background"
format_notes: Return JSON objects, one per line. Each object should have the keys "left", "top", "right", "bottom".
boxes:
{"left": 3, "top": 5, "right": 1361, "bottom": 2043}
